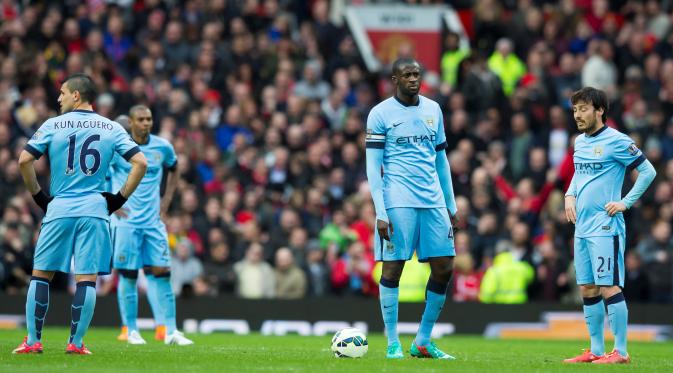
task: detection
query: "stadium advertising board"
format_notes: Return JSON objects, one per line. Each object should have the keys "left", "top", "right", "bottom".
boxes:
{"left": 1, "top": 295, "right": 670, "bottom": 341}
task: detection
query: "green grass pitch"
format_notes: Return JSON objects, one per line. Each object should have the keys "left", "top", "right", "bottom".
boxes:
{"left": 1, "top": 328, "right": 672, "bottom": 372}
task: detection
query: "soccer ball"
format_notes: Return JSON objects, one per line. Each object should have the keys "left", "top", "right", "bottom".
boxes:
{"left": 330, "top": 328, "right": 368, "bottom": 358}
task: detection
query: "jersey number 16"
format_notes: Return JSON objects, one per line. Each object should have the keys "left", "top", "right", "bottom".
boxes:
{"left": 66, "top": 134, "right": 101, "bottom": 176}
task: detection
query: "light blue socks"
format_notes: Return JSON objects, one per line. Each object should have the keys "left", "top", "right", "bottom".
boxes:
{"left": 606, "top": 293, "right": 628, "bottom": 356}
{"left": 415, "top": 279, "right": 447, "bottom": 346}
{"left": 583, "top": 296, "right": 605, "bottom": 356}
{"left": 379, "top": 278, "right": 400, "bottom": 345}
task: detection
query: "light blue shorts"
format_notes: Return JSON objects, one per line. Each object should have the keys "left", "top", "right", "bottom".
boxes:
{"left": 33, "top": 217, "right": 112, "bottom": 275}
{"left": 374, "top": 207, "right": 455, "bottom": 262}
{"left": 574, "top": 234, "right": 625, "bottom": 287}
{"left": 112, "top": 224, "right": 171, "bottom": 269}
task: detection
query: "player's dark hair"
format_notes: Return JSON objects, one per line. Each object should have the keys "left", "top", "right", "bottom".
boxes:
{"left": 129, "top": 104, "right": 151, "bottom": 119}
{"left": 392, "top": 57, "right": 419, "bottom": 76}
{"left": 64, "top": 73, "right": 97, "bottom": 103}
{"left": 570, "top": 87, "right": 608, "bottom": 123}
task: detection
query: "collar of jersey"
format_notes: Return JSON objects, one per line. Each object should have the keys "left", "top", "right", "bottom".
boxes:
{"left": 136, "top": 136, "right": 151, "bottom": 146}
{"left": 587, "top": 125, "right": 607, "bottom": 138}
{"left": 72, "top": 109, "right": 95, "bottom": 113}
{"left": 394, "top": 95, "right": 420, "bottom": 107}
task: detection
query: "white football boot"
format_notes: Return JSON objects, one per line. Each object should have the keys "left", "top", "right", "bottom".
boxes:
{"left": 164, "top": 330, "right": 194, "bottom": 346}
{"left": 127, "top": 330, "right": 147, "bottom": 345}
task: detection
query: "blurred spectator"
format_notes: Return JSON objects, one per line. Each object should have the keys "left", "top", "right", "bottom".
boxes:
{"left": 441, "top": 31, "right": 469, "bottom": 88}
{"left": 304, "top": 243, "right": 330, "bottom": 297}
{"left": 623, "top": 251, "right": 651, "bottom": 303}
{"left": 531, "top": 239, "right": 570, "bottom": 301}
{"left": 330, "top": 241, "right": 376, "bottom": 296}
{"left": 170, "top": 238, "right": 204, "bottom": 296}
{"left": 451, "top": 253, "right": 482, "bottom": 302}
{"left": 234, "top": 242, "right": 275, "bottom": 299}
{"left": 203, "top": 242, "right": 236, "bottom": 295}
{"left": 274, "top": 247, "right": 307, "bottom": 299}
{"left": 636, "top": 220, "right": 673, "bottom": 302}
{"left": 488, "top": 38, "right": 527, "bottom": 97}
{"left": 479, "top": 250, "right": 534, "bottom": 304}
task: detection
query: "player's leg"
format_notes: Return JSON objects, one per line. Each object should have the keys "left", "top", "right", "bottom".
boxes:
{"left": 113, "top": 226, "right": 142, "bottom": 341}
{"left": 66, "top": 217, "right": 113, "bottom": 354}
{"left": 67, "top": 274, "right": 97, "bottom": 354}
{"left": 144, "top": 225, "right": 193, "bottom": 345}
{"left": 374, "top": 207, "right": 416, "bottom": 358}
{"left": 411, "top": 208, "right": 455, "bottom": 360}
{"left": 114, "top": 273, "right": 128, "bottom": 340}
{"left": 143, "top": 268, "right": 167, "bottom": 340}
{"left": 593, "top": 235, "right": 629, "bottom": 364}
{"left": 14, "top": 219, "right": 74, "bottom": 353}
{"left": 564, "top": 237, "right": 605, "bottom": 363}
{"left": 13, "top": 270, "right": 54, "bottom": 354}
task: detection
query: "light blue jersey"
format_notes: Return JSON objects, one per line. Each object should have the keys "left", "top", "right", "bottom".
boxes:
{"left": 365, "top": 95, "right": 448, "bottom": 209}
{"left": 25, "top": 109, "right": 140, "bottom": 223}
{"left": 569, "top": 126, "right": 645, "bottom": 237}
{"left": 109, "top": 134, "right": 177, "bottom": 227}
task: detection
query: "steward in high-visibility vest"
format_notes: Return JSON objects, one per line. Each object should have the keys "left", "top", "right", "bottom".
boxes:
{"left": 478, "top": 251, "right": 534, "bottom": 304}
{"left": 372, "top": 254, "right": 431, "bottom": 303}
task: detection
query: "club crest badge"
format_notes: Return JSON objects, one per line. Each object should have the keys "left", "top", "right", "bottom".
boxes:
{"left": 593, "top": 145, "right": 604, "bottom": 157}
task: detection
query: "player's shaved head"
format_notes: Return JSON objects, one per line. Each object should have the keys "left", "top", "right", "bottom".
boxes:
{"left": 129, "top": 104, "right": 151, "bottom": 119}
{"left": 392, "top": 57, "right": 419, "bottom": 77}
{"left": 64, "top": 73, "right": 97, "bottom": 104}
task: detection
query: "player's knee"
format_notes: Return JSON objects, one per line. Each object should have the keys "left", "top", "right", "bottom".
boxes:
{"left": 380, "top": 276, "right": 399, "bottom": 289}
{"left": 152, "top": 267, "right": 171, "bottom": 278}
{"left": 579, "top": 284, "right": 600, "bottom": 298}
{"left": 599, "top": 285, "right": 622, "bottom": 299}
{"left": 118, "top": 269, "right": 139, "bottom": 279}
{"left": 381, "top": 262, "right": 404, "bottom": 281}
{"left": 431, "top": 269, "right": 453, "bottom": 285}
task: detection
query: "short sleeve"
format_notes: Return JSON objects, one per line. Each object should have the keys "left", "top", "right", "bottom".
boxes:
{"left": 24, "top": 120, "right": 55, "bottom": 159}
{"left": 613, "top": 135, "right": 646, "bottom": 171}
{"left": 365, "top": 109, "right": 386, "bottom": 149}
{"left": 435, "top": 105, "right": 447, "bottom": 152}
{"left": 112, "top": 122, "right": 140, "bottom": 161}
{"left": 163, "top": 141, "right": 178, "bottom": 170}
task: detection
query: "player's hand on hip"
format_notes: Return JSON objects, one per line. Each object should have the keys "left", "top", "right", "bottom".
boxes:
{"left": 101, "top": 191, "right": 128, "bottom": 215}
{"left": 32, "top": 190, "right": 53, "bottom": 213}
{"left": 605, "top": 201, "right": 627, "bottom": 216}
{"left": 565, "top": 195, "right": 577, "bottom": 224}
{"left": 377, "top": 219, "right": 392, "bottom": 241}
{"left": 114, "top": 207, "right": 129, "bottom": 218}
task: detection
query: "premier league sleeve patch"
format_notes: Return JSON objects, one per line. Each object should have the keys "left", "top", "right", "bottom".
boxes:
{"left": 627, "top": 143, "right": 640, "bottom": 156}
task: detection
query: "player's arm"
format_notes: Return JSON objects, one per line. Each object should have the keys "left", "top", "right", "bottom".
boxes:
{"left": 161, "top": 166, "right": 178, "bottom": 215}
{"left": 564, "top": 173, "right": 577, "bottom": 224}
{"left": 365, "top": 110, "right": 391, "bottom": 240}
{"left": 103, "top": 125, "right": 148, "bottom": 214}
{"left": 161, "top": 144, "right": 179, "bottom": 215}
{"left": 18, "top": 150, "right": 52, "bottom": 212}
{"left": 605, "top": 138, "right": 656, "bottom": 216}
{"left": 433, "top": 106, "right": 459, "bottom": 224}
{"left": 20, "top": 122, "right": 54, "bottom": 212}
{"left": 435, "top": 150, "right": 458, "bottom": 220}
{"left": 606, "top": 159, "right": 656, "bottom": 216}
{"left": 119, "top": 152, "right": 148, "bottom": 198}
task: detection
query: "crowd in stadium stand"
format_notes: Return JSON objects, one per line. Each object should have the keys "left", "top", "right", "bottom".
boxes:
{"left": 0, "top": 0, "right": 672, "bottom": 304}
